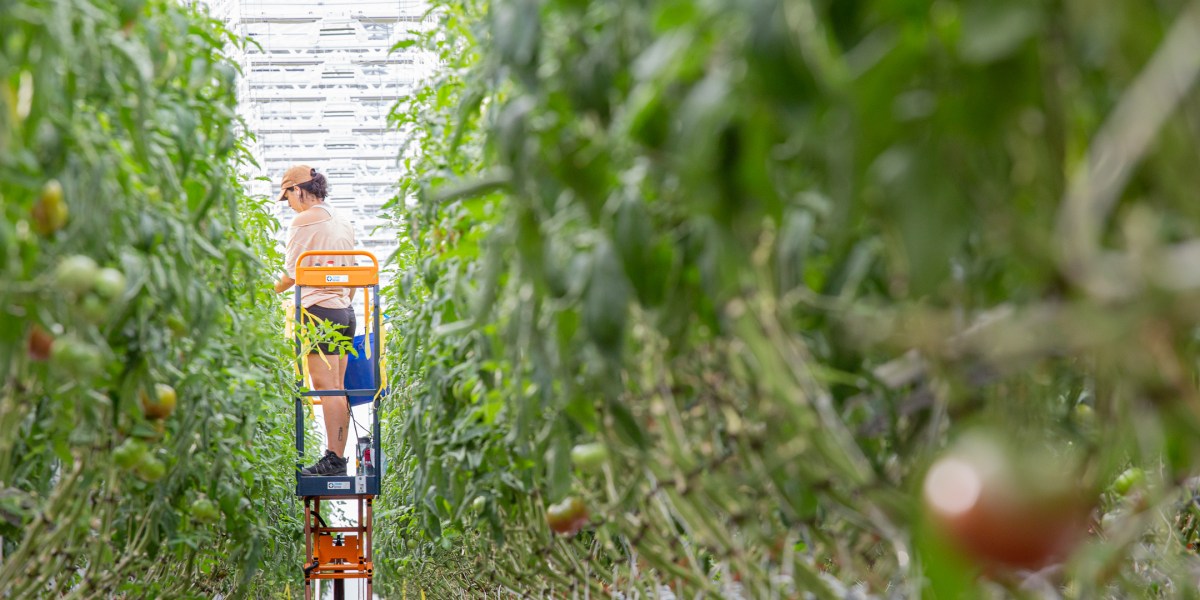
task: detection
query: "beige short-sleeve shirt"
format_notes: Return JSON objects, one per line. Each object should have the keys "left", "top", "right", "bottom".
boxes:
{"left": 285, "top": 204, "right": 357, "bottom": 309}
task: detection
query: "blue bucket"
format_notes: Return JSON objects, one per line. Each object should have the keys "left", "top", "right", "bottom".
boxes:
{"left": 343, "top": 333, "right": 385, "bottom": 406}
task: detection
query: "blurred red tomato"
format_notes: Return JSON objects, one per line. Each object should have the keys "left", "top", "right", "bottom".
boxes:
{"left": 546, "top": 496, "right": 588, "bottom": 536}
{"left": 923, "top": 434, "right": 1091, "bottom": 571}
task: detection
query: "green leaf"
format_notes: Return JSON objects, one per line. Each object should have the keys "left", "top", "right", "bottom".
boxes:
{"left": 582, "top": 241, "right": 630, "bottom": 355}
{"left": 959, "top": 2, "right": 1042, "bottom": 64}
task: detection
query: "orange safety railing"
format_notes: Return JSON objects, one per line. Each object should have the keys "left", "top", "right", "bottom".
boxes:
{"left": 292, "top": 249, "right": 384, "bottom": 371}
{"left": 294, "top": 250, "right": 379, "bottom": 288}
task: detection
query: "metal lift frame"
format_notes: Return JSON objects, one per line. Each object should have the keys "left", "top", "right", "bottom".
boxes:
{"left": 292, "top": 250, "right": 384, "bottom": 600}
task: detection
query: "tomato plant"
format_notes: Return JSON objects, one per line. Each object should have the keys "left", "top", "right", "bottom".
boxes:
{"left": 0, "top": 0, "right": 300, "bottom": 596}
{"left": 375, "top": 0, "right": 1200, "bottom": 597}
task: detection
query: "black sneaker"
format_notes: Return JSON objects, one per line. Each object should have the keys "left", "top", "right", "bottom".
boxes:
{"left": 300, "top": 450, "right": 347, "bottom": 477}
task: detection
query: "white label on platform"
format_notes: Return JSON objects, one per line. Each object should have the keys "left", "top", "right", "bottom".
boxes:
{"left": 327, "top": 481, "right": 350, "bottom": 490}
{"left": 356, "top": 475, "right": 367, "bottom": 494}
{"left": 325, "top": 275, "right": 349, "bottom": 283}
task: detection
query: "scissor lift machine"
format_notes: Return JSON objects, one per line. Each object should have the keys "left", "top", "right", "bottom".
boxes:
{"left": 291, "top": 250, "right": 384, "bottom": 600}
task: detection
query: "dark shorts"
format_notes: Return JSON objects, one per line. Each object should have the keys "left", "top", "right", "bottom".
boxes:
{"left": 300, "top": 305, "right": 356, "bottom": 355}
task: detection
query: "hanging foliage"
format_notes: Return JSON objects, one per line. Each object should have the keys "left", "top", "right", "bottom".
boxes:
{"left": 382, "top": 0, "right": 1200, "bottom": 598}
{"left": 0, "top": 0, "right": 299, "bottom": 596}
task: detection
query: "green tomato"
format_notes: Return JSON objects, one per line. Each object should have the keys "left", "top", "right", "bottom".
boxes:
{"left": 81, "top": 294, "right": 109, "bottom": 324}
{"left": 54, "top": 255, "right": 99, "bottom": 295}
{"left": 190, "top": 497, "right": 220, "bottom": 523}
{"left": 570, "top": 442, "right": 609, "bottom": 472}
{"left": 92, "top": 268, "right": 127, "bottom": 299}
{"left": 1073, "top": 403, "right": 1095, "bottom": 425}
{"left": 50, "top": 336, "right": 104, "bottom": 376}
{"left": 112, "top": 439, "right": 147, "bottom": 470}
{"left": 134, "top": 454, "right": 165, "bottom": 482}
{"left": 32, "top": 180, "right": 68, "bottom": 236}
{"left": 473, "top": 495, "right": 487, "bottom": 512}
{"left": 1113, "top": 467, "right": 1145, "bottom": 496}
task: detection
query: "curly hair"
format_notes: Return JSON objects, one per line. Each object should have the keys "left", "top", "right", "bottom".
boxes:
{"left": 298, "top": 169, "right": 329, "bottom": 200}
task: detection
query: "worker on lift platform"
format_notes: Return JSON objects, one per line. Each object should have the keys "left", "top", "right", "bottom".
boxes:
{"left": 269, "top": 166, "right": 382, "bottom": 600}
{"left": 273, "top": 164, "right": 356, "bottom": 477}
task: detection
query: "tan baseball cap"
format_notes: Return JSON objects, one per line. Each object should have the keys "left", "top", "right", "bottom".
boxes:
{"left": 277, "top": 164, "right": 314, "bottom": 202}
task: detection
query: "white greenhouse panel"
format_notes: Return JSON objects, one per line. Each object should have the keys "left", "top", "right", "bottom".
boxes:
{"left": 194, "top": 0, "right": 435, "bottom": 304}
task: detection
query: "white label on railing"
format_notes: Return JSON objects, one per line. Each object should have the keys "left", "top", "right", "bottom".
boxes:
{"left": 356, "top": 475, "right": 367, "bottom": 494}
{"left": 327, "top": 481, "right": 350, "bottom": 490}
{"left": 325, "top": 275, "right": 349, "bottom": 283}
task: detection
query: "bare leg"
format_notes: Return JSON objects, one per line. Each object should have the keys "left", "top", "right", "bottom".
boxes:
{"left": 322, "top": 397, "right": 350, "bottom": 457}
{"left": 307, "top": 353, "right": 349, "bottom": 458}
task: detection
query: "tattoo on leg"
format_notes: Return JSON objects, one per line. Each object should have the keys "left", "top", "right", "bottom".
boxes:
{"left": 337, "top": 427, "right": 344, "bottom": 442}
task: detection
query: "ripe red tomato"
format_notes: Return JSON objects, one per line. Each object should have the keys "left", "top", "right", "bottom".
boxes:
{"left": 27, "top": 326, "right": 54, "bottom": 361}
{"left": 923, "top": 435, "right": 1090, "bottom": 571}
{"left": 546, "top": 496, "right": 588, "bottom": 536}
